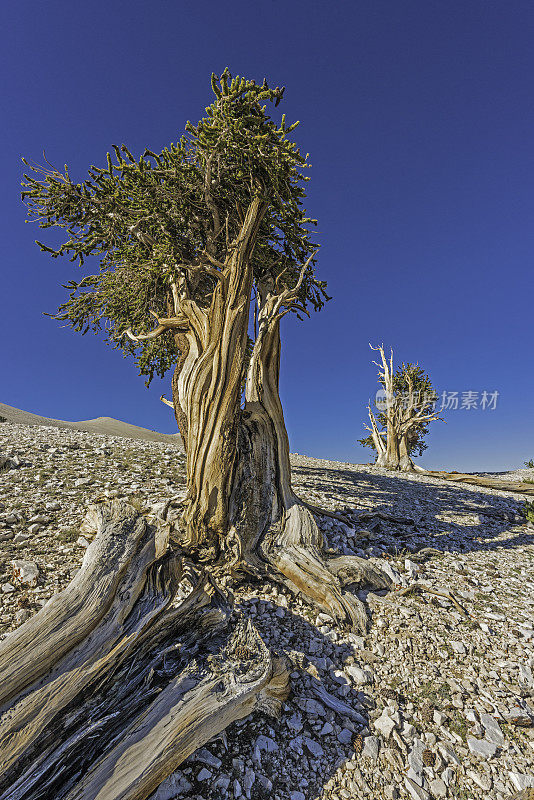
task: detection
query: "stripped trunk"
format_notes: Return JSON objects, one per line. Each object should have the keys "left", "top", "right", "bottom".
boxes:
{"left": 175, "top": 286, "right": 392, "bottom": 633}
{"left": 399, "top": 431, "right": 416, "bottom": 471}
{"left": 170, "top": 332, "right": 189, "bottom": 452}
{"left": 176, "top": 198, "right": 267, "bottom": 555}
{"left": 374, "top": 424, "right": 414, "bottom": 471}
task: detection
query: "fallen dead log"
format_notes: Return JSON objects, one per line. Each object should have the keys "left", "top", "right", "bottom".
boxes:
{"left": 423, "top": 470, "right": 534, "bottom": 497}
{"left": 0, "top": 501, "right": 289, "bottom": 800}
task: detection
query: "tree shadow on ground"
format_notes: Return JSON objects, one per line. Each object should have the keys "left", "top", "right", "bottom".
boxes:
{"left": 166, "top": 597, "right": 380, "bottom": 800}
{"left": 155, "top": 462, "right": 533, "bottom": 800}
{"left": 291, "top": 462, "right": 534, "bottom": 557}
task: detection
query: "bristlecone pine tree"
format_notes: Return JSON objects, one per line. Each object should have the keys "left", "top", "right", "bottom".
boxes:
{"left": 0, "top": 71, "right": 391, "bottom": 800}
{"left": 358, "top": 344, "right": 441, "bottom": 471}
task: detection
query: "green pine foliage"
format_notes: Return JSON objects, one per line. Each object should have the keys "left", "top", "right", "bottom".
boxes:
{"left": 22, "top": 69, "right": 328, "bottom": 386}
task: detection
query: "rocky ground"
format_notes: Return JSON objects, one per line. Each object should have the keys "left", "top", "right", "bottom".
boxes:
{"left": 1, "top": 420, "right": 533, "bottom": 800}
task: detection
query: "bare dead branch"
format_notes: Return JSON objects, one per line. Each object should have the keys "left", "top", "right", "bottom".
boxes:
{"left": 125, "top": 310, "right": 189, "bottom": 342}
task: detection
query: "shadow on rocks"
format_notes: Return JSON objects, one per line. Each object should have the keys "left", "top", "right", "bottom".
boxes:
{"left": 292, "top": 464, "right": 533, "bottom": 558}
{"left": 157, "top": 597, "right": 385, "bottom": 800}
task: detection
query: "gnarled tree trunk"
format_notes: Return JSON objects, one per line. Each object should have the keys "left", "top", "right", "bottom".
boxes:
{"left": 175, "top": 284, "right": 392, "bottom": 633}
{"left": 174, "top": 198, "right": 267, "bottom": 555}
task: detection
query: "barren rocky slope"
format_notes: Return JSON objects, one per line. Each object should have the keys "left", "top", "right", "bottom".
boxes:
{"left": 0, "top": 420, "right": 533, "bottom": 800}
{"left": 0, "top": 401, "right": 181, "bottom": 445}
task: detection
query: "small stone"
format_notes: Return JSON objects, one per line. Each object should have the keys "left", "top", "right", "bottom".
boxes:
{"left": 337, "top": 728, "right": 353, "bottom": 744}
{"left": 28, "top": 514, "right": 48, "bottom": 524}
{"left": 303, "top": 736, "right": 323, "bottom": 757}
{"left": 213, "top": 775, "right": 231, "bottom": 792}
{"left": 76, "top": 536, "right": 91, "bottom": 548}
{"left": 480, "top": 713, "right": 505, "bottom": 745}
{"left": 256, "top": 775, "right": 272, "bottom": 791}
{"left": 254, "top": 735, "right": 278, "bottom": 753}
{"left": 27, "top": 524, "right": 41, "bottom": 535}
{"left": 1, "top": 583, "right": 15, "bottom": 593}
{"left": 290, "top": 793, "right": 306, "bottom": 800}
{"left": 408, "top": 739, "right": 425, "bottom": 777}
{"left": 15, "top": 608, "right": 31, "bottom": 624}
{"left": 11, "top": 560, "right": 39, "bottom": 588}
{"left": 361, "top": 735, "right": 380, "bottom": 762}
{"left": 302, "top": 698, "right": 326, "bottom": 716}
{"left": 196, "top": 768, "right": 211, "bottom": 781}
{"left": 467, "top": 736, "right": 498, "bottom": 758}
{"left": 429, "top": 778, "right": 447, "bottom": 798}
{"left": 441, "top": 767, "right": 456, "bottom": 786}
{"left": 505, "top": 708, "right": 533, "bottom": 727}
{"left": 519, "top": 664, "right": 534, "bottom": 688}
{"left": 243, "top": 768, "right": 255, "bottom": 793}
{"left": 152, "top": 771, "right": 193, "bottom": 799}
{"left": 74, "top": 477, "right": 93, "bottom": 487}
{"left": 374, "top": 710, "right": 397, "bottom": 739}
{"left": 509, "top": 773, "right": 534, "bottom": 791}
{"left": 192, "top": 748, "right": 222, "bottom": 769}
{"left": 437, "top": 742, "right": 461, "bottom": 765}
{"left": 347, "top": 665, "right": 371, "bottom": 685}
{"left": 450, "top": 641, "right": 466, "bottom": 654}
{"left": 405, "top": 559, "right": 420, "bottom": 578}
{"left": 404, "top": 775, "right": 431, "bottom": 799}
{"left": 14, "top": 533, "right": 30, "bottom": 543}
{"left": 466, "top": 769, "right": 492, "bottom": 790}
{"left": 287, "top": 713, "right": 303, "bottom": 732}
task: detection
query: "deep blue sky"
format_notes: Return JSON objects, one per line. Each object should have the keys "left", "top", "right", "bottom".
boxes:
{"left": 2, "top": 0, "right": 533, "bottom": 470}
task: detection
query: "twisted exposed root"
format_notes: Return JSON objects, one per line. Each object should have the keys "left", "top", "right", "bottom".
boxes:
{"left": 261, "top": 500, "right": 393, "bottom": 634}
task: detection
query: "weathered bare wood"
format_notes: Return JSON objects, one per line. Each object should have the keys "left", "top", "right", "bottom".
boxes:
{"left": 227, "top": 292, "right": 391, "bottom": 633}
{"left": 423, "top": 470, "right": 534, "bottom": 497}
{"left": 0, "top": 502, "right": 152, "bottom": 710}
{"left": 0, "top": 501, "right": 289, "bottom": 800}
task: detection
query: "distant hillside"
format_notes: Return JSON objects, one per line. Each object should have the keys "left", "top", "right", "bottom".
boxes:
{"left": 0, "top": 402, "right": 182, "bottom": 446}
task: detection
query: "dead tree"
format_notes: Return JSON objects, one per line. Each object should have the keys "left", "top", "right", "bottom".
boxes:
{"left": 17, "top": 71, "right": 391, "bottom": 797}
{"left": 359, "top": 344, "right": 441, "bottom": 471}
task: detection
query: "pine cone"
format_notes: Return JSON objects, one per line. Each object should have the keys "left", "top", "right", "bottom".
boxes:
{"left": 422, "top": 748, "right": 435, "bottom": 767}
{"left": 420, "top": 702, "right": 434, "bottom": 726}
{"left": 353, "top": 734, "right": 364, "bottom": 754}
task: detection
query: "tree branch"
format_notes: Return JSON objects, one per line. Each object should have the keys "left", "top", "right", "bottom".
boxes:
{"left": 125, "top": 310, "right": 189, "bottom": 342}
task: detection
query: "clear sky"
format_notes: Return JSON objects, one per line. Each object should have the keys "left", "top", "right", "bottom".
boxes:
{"left": 2, "top": 0, "right": 533, "bottom": 471}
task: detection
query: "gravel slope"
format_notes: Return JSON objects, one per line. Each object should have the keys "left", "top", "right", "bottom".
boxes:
{"left": 0, "top": 421, "right": 533, "bottom": 800}
{"left": 0, "top": 401, "right": 182, "bottom": 445}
